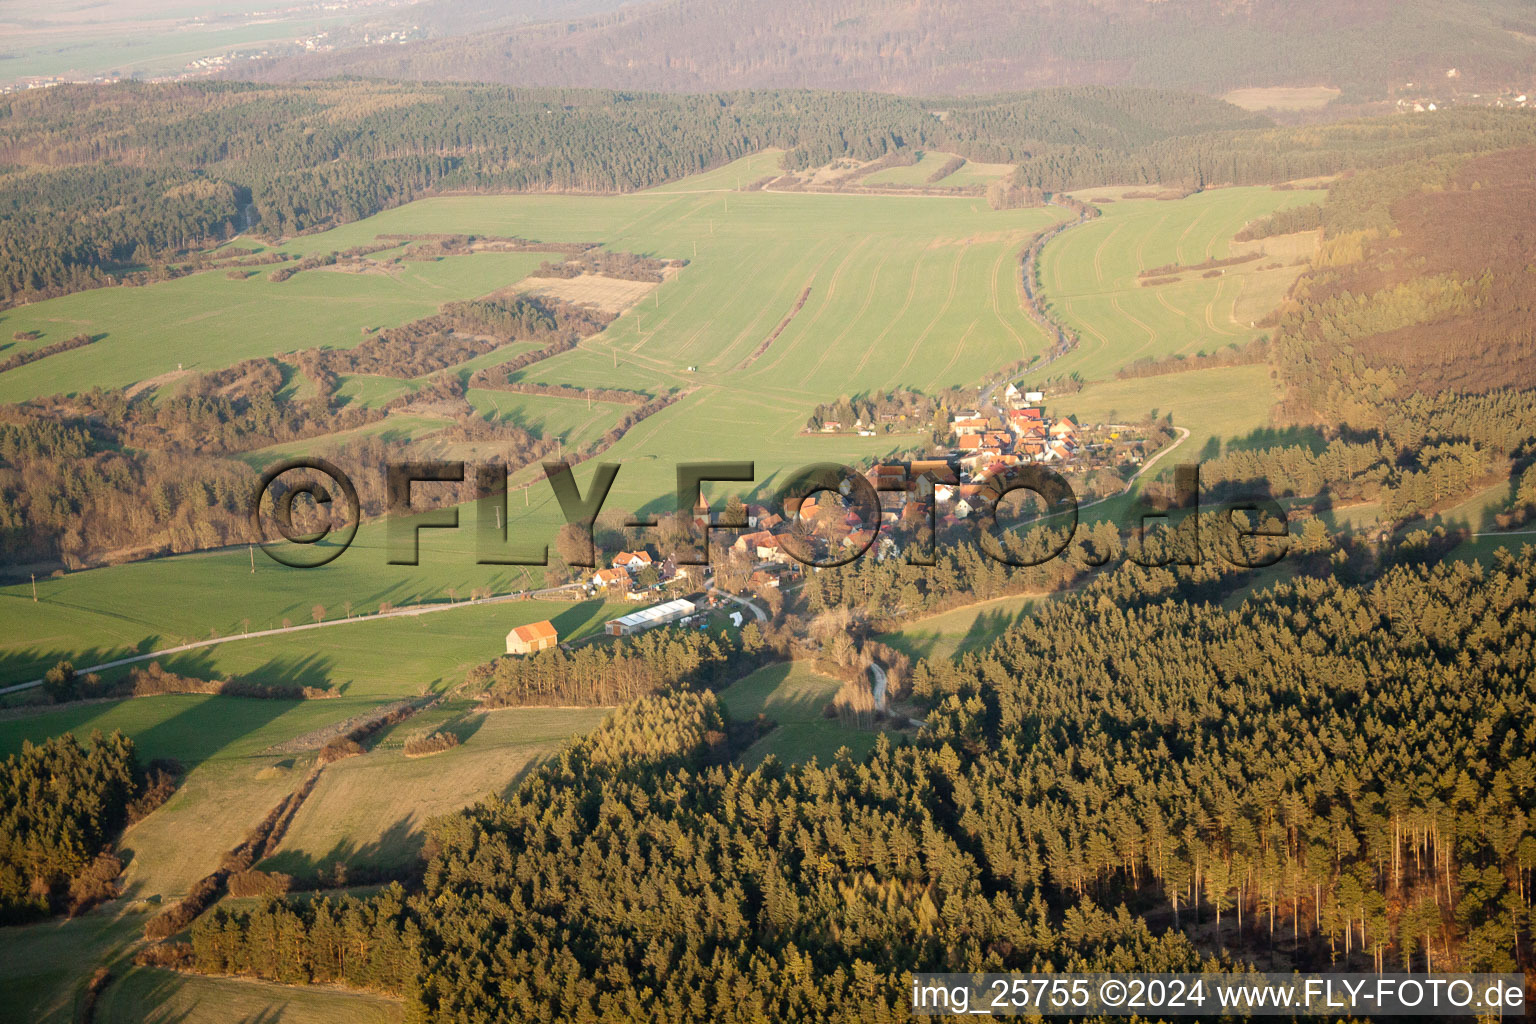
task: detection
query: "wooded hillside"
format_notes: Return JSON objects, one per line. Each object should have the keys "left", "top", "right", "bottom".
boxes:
{"left": 254, "top": 0, "right": 1536, "bottom": 99}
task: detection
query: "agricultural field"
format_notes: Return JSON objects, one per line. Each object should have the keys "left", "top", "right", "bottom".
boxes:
{"left": 1041, "top": 185, "right": 1324, "bottom": 382}
{"left": 464, "top": 388, "right": 630, "bottom": 449}
{"left": 1222, "top": 85, "right": 1343, "bottom": 111}
{"left": 932, "top": 159, "right": 1016, "bottom": 188}
{"left": 261, "top": 706, "right": 608, "bottom": 879}
{"left": 2, "top": 155, "right": 1069, "bottom": 688}
{"left": 722, "top": 662, "right": 890, "bottom": 767}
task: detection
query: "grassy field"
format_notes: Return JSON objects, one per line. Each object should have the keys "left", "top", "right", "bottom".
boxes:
{"left": 721, "top": 662, "right": 890, "bottom": 767}
{"left": 465, "top": 388, "right": 631, "bottom": 447}
{"left": 1222, "top": 86, "right": 1342, "bottom": 111}
{"left": 877, "top": 593, "right": 1037, "bottom": 661}
{"left": 862, "top": 151, "right": 965, "bottom": 186}
{"left": 96, "top": 968, "right": 404, "bottom": 1024}
{"left": 1040, "top": 186, "right": 1324, "bottom": 382}
{"left": 236, "top": 414, "right": 453, "bottom": 466}
{"left": 262, "top": 706, "right": 607, "bottom": 878}
{"left": 1050, "top": 364, "right": 1282, "bottom": 477}
{"left": 0, "top": 252, "right": 551, "bottom": 404}
{"left": 0, "top": 911, "right": 145, "bottom": 1024}
{"left": 0, "top": 511, "right": 628, "bottom": 686}
{"left": 934, "top": 159, "right": 1015, "bottom": 188}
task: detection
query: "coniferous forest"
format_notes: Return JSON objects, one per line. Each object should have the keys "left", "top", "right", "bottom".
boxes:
{"left": 155, "top": 551, "right": 1536, "bottom": 1019}
{"left": 0, "top": 732, "right": 144, "bottom": 923}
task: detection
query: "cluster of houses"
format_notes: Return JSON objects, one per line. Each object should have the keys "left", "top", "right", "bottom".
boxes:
{"left": 952, "top": 384, "right": 1081, "bottom": 468}
{"left": 588, "top": 548, "right": 674, "bottom": 598}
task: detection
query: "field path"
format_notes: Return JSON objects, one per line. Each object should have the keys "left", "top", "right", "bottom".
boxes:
{"left": 1091, "top": 223, "right": 1123, "bottom": 287}
{"left": 1135, "top": 215, "right": 1166, "bottom": 272}
{"left": 1174, "top": 203, "right": 1215, "bottom": 264}
{"left": 935, "top": 320, "right": 982, "bottom": 383}
{"left": 1110, "top": 296, "right": 1159, "bottom": 360}
{"left": 1154, "top": 288, "right": 1195, "bottom": 323}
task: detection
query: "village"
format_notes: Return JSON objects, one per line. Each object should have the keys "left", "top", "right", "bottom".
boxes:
{"left": 499, "top": 382, "right": 1169, "bottom": 657}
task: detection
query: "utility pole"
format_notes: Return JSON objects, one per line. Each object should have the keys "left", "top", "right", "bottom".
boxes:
{"left": 249, "top": 544, "right": 255, "bottom": 573}
{"left": 31, "top": 573, "right": 37, "bottom": 602}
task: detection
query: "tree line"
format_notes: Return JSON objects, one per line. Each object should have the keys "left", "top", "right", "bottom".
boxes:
{"left": 0, "top": 731, "right": 143, "bottom": 923}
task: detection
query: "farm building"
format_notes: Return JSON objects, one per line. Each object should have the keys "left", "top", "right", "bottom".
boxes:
{"left": 605, "top": 598, "right": 697, "bottom": 636}
{"left": 506, "top": 620, "right": 559, "bottom": 655}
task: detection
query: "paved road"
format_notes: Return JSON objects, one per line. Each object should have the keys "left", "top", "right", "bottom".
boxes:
{"left": 710, "top": 587, "right": 767, "bottom": 623}
{"left": 0, "top": 580, "right": 586, "bottom": 696}
{"left": 4, "top": 569, "right": 771, "bottom": 697}
{"left": 867, "top": 660, "right": 888, "bottom": 710}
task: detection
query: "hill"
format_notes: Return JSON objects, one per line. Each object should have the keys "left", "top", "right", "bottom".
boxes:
{"left": 251, "top": 0, "right": 1536, "bottom": 99}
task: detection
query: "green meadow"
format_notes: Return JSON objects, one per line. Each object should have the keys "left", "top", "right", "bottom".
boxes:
{"left": 0, "top": 252, "right": 551, "bottom": 404}
{"left": 261, "top": 706, "right": 609, "bottom": 879}
{"left": 862, "top": 151, "right": 964, "bottom": 186}
{"left": 877, "top": 593, "right": 1037, "bottom": 662}
{"left": 1051, "top": 363, "right": 1282, "bottom": 476}
{"left": 722, "top": 662, "right": 892, "bottom": 767}
{"left": 96, "top": 968, "right": 405, "bottom": 1024}
{"left": 1041, "top": 186, "right": 1323, "bottom": 381}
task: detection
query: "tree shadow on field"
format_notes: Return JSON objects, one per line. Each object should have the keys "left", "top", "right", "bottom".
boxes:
{"left": 261, "top": 813, "right": 424, "bottom": 886}
{"left": 956, "top": 603, "right": 1034, "bottom": 657}
{"left": 548, "top": 599, "right": 609, "bottom": 639}
{"left": 127, "top": 689, "right": 310, "bottom": 769}
{"left": 150, "top": 650, "right": 340, "bottom": 695}
{"left": 1217, "top": 424, "right": 1329, "bottom": 457}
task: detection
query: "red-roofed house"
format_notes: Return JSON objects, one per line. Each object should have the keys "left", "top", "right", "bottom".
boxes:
{"left": 506, "top": 620, "right": 559, "bottom": 655}
{"left": 612, "top": 550, "right": 654, "bottom": 571}
{"left": 592, "top": 568, "right": 630, "bottom": 590}
{"left": 844, "top": 529, "right": 876, "bottom": 550}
